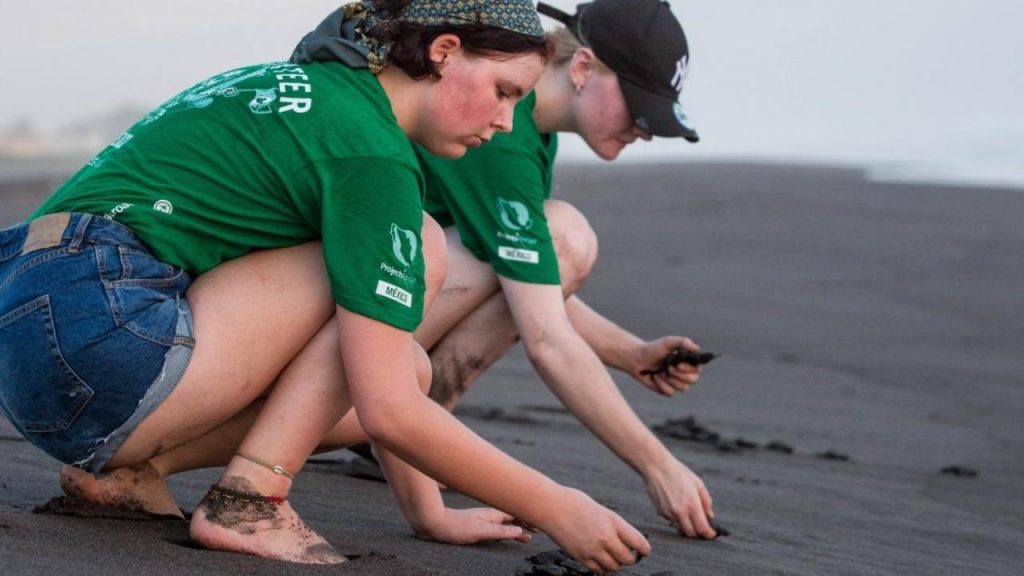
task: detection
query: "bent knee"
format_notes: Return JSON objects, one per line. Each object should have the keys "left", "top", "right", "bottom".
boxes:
{"left": 421, "top": 213, "right": 448, "bottom": 306}
{"left": 544, "top": 199, "right": 598, "bottom": 292}
{"left": 414, "top": 343, "right": 432, "bottom": 395}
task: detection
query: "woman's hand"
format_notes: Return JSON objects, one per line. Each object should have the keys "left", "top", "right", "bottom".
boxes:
{"left": 540, "top": 488, "right": 650, "bottom": 574}
{"left": 643, "top": 457, "right": 716, "bottom": 539}
{"left": 415, "top": 507, "right": 532, "bottom": 545}
{"left": 631, "top": 336, "right": 702, "bottom": 396}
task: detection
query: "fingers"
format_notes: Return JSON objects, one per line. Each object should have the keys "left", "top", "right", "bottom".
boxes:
{"left": 679, "top": 516, "right": 696, "bottom": 538}
{"left": 679, "top": 337, "right": 700, "bottom": 352}
{"left": 650, "top": 364, "right": 700, "bottom": 396}
{"left": 483, "top": 509, "right": 533, "bottom": 542}
{"left": 496, "top": 523, "right": 530, "bottom": 543}
{"left": 700, "top": 485, "right": 715, "bottom": 519}
{"left": 480, "top": 508, "right": 515, "bottom": 524}
{"left": 479, "top": 517, "right": 530, "bottom": 543}
{"left": 478, "top": 522, "right": 528, "bottom": 543}
{"left": 599, "top": 520, "right": 650, "bottom": 571}
{"left": 619, "top": 521, "right": 651, "bottom": 557}
{"left": 649, "top": 373, "right": 676, "bottom": 396}
{"left": 584, "top": 542, "right": 644, "bottom": 574}
{"left": 668, "top": 362, "right": 700, "bottom": 382}
{"left": 444, "top": 509, "right": 533, "bottom": 544}
{"left": 670, "top": 503, "right": 717, "bottom": 540}
{"left": 588, "top": 551, "right": 631, "bottom": 575}
{"left": 577, "top": 518, "right": 650, "bottom": 574}
{"left": 513, "top": 530, "right": 533, "bottom": 544}
{"left": 690, "top": 503, "right": 717, "bottom": 539}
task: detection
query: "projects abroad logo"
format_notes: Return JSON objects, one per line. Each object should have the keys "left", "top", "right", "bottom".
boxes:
{"left": 389, "top": 223, "right": 418, "bottom": 267}
{"left": 376, "top": 223, "right": 418, "bottom": 308}
{"left": 497, "top": 198, "right": 533, "bottom": 232}
{"left": 495, "top": 198, "right": 540, "bottom": 265}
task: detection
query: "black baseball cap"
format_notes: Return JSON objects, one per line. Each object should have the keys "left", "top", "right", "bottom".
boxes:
{"left": 538, "top": 0, "right": 699, "bottom": 142}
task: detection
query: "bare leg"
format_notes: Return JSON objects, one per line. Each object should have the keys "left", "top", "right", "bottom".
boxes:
{"left": 105, "top": 242, "right": 337, "bottom": 470}
{"left": 60, "top": 216, "right": 448, "bottom": 563}
{"left": 77, "top": 240, "right": 348, "bottom": 563}
{"left": 186, "top": 212, "right": 444, "bottom": 563}
{"left": 58, "top": 351, "right": 375, "bottom": 523}
{"left": 414, "top": 226, "right": 500, "bottom": 350}
{"left": 59, "top": 241, "right": 333, "bottom": 526}
{"left": 189, "top": 316, "right": 351, "bottom": 564}
{"left": 428, "top": 294, "right": 520, "bottom": 409}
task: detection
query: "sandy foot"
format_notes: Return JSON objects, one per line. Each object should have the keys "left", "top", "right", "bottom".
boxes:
{"left": 60, "top": 463, "right": 183, "bottom": 518}
{"left": 189, "top": 477, "right": 346, "bottom": 565}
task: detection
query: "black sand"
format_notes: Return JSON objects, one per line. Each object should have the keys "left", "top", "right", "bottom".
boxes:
{"left": 2, "top": 160, "right": 1023, "bottom": 575}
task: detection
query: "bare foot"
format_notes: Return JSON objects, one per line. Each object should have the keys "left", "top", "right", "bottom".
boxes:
{"left": 190, "top": 476, "right": 346, "bottom": 565}
{"left": 60, "top": 462, "right": 183, "bottom": 518}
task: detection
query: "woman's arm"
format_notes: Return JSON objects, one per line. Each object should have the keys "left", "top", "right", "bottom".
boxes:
{"left": 500, "top": 279, "right": 716, "bottom": 539}
{"left": 335, "top": 306, "right": 650, "bottom": 573}
{"left": 565, "top": 295, "right": 702, "bottom": 397}
{"left": 373, "top": 441, "right": 531, "bottom": 544}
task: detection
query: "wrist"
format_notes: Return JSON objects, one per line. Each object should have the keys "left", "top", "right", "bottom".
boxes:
{"left": 636, "top": 444, "right": 676, "bottom": 482}
{"left": 396, "top": 488, "right": 447, "bottom": 537}
{"left": 606, "top": 334, "right": 646, "bottom": 373}
{"left": 517, "top": 478, "right": 572, "bottom": 528}
{"left": 409, "top": 506, "right": 448, "bottom": 538}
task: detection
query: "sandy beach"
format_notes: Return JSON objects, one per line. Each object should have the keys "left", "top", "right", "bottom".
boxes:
{"left": 1, "top": 160, "right": 1022, "bottom": 575}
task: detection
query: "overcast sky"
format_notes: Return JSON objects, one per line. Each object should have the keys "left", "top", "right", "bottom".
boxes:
{"left": 3, "top": 0, "right": 1023, "bottom": 173}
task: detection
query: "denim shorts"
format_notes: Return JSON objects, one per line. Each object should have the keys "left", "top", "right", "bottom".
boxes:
{"left": 0, "top": 213, "right": 194, "bottom": 473}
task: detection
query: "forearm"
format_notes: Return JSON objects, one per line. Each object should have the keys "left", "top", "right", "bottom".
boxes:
{"left": 338, "top": 309, "right": 565, "bottom": 528}
{"left": 525, "top": 327, "right": 672, "bottom": 478}
{"left": 367, "top": 395, "right": 564, "bottom": 528}
{"left": 565, "top": 296, "right": 643, "bottom": 373}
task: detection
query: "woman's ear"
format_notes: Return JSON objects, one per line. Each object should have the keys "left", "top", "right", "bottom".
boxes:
{"left": 569, "top": 47, "right": 596, "bottom": 90}
{"left": 428, "top": 33, "right": 463, "bottom": 68}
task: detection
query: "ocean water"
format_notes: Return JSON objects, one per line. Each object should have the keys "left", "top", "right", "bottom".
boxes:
{"left": 2, "top": 0, "right": 1022, "bottom": 190}
{"left": 558, "top": 0, "right": 1024, "bottom": 190}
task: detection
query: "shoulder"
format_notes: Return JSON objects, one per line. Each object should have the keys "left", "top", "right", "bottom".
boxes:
{"left": 287, "top": 62, "right": 415, "bottom": 163}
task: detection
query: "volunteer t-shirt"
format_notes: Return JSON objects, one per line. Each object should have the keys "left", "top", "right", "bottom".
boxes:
{"left": 33, "top": 61, "right": 425, "bottom": 331}
{"left": 416, "top": 92, "right": 560, "bottom": 285}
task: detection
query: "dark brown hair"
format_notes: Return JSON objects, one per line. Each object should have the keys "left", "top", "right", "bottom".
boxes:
{"left": 364, "top": 1, "right": 548, "bottom": 80}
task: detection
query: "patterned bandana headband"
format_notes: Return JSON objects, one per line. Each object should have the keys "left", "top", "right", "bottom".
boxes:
{"left": 354, "top": 0, "right": 546, "bottom": 72}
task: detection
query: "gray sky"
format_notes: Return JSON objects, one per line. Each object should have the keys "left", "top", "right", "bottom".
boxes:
{"left": 3, "top": 0, "right": 1023, "bottom": 177}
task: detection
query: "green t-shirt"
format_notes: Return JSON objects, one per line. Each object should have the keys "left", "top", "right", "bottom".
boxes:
{"left": 416, "top": 92, "right": 560, "bottom": 285}
{"left": 33, "top": 61, "right": 425, "bottom": 331}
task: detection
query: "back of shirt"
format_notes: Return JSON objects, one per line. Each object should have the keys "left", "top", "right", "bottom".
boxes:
{"left": 34, "top": 61, "right": 426, "bottom": 331}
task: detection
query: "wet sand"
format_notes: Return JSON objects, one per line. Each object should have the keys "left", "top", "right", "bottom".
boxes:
{"left": 2, "top": 161, "right": 1023, "bottom": 575}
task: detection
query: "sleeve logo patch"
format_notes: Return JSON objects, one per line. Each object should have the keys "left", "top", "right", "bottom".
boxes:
{"left": 389, "top": 223, "right": 418, "bottom": 267}
{"left": 498, "top": 246, "right": 539, "bottom": 264}
{"left": 375, "top": 280, "right": 413, "bottom": 308}
{"left": 497, "top": 198, "right": 533, "bottom": 231}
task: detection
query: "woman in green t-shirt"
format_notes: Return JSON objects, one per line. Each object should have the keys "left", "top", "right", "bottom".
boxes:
{"left": 0, "top": 1, "right": 650, "bottom": 571}
{"left": 411, "top": 0, "right": 720, "bottom": 541}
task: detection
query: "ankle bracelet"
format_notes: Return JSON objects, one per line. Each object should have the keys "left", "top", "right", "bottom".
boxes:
{"left": 235, "top": 450, "right": 295, "bottom": 480}
{"left": 207, "top": 483, "right": 285, "bottom": 505}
